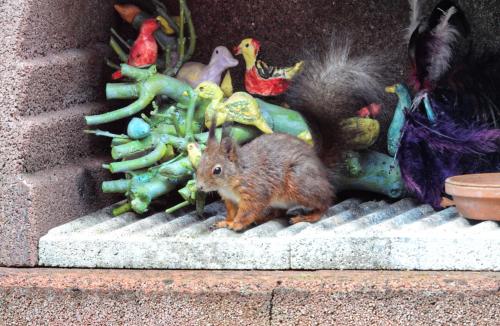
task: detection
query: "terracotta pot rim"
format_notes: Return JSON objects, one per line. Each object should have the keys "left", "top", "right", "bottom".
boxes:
{"left": 445, "top": 173, "right": 500, "bottom": 221}
{"left": 445, "top": 184, "right": 500, "bottom": 198}
{"left": 445, "top": 173, "right": 500, "bottom": 188}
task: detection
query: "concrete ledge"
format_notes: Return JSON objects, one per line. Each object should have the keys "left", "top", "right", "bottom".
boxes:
{"left": 0, "top": 268, "right": 499, "bottom": 325}
{"left": 39, "top": 199, "right": 500, "bottom": 270}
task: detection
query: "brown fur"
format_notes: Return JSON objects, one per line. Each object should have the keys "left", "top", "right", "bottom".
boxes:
{"left": 197, "top": 133, "right": 334, "bottom": 231}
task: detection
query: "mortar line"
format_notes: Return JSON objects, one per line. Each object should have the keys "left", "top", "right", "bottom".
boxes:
{"left": 268, "top": 284, "right": 277, "bottom": 326}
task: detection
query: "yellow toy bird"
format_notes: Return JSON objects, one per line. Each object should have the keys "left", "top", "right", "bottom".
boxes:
{"left": 196, "top": 81, "right": 273, "bottom": 134}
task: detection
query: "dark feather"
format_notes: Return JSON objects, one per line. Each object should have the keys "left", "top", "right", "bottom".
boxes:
{"left": 408, "top": 0, "right": 470, "bottom": 89}
{"left": 406, "top": 0, "right": 424, "bottom": 41}
{"left": 407, "top": 0, "right": 499, "bottom": 126}
{"left": 398, "top": 109, "right": 500, "bottom": 209}
{"left": 433, "top": 53, "right": 500, "bottom": 127}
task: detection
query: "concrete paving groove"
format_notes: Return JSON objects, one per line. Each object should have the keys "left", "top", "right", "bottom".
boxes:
{"left": 38, "top": 198, "right": 500, "bottom": 270}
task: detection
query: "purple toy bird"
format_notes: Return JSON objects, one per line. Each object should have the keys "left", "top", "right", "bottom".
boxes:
{"left": 176, "top": 46, "right": 239, "bottom": 88}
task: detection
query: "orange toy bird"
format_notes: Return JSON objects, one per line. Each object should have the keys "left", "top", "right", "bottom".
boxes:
{"left": 112, "top": 18, "right": 160, "bottom": 80}
{"left": 234, "top": 38, "right": 304, "bottom": 96}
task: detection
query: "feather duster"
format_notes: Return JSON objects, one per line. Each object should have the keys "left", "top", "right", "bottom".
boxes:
{"left": 406, "top": 0, "right": 424, "bottom": 42}
{"left": 409, "top": 2, "right": 469, "bottom": 89}
{"left": 398, "top": 110, "right": 500, "bottom": 209}
{"left": 398, "top": 0, "right": 500, "bottom": 209}
{"left": 408, "top": 0, "right": 499, "bottom": 126}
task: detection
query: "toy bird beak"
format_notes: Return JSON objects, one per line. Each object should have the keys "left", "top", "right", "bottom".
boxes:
{"left": 385, "top": 85, "right": 396, "bottom": 93}
{"left": 233, "top": 45, "right": 241, "bottom": 55}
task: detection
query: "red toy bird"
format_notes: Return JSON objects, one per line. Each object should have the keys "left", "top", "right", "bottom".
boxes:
{"left": 357, "top": 103, "right": 381, "bottom": 118}
{"left": 112, "top": 18, "right": 160, "bottom": 80}
{"left": 234, "top": 38, "right": 303, "bottom": 96}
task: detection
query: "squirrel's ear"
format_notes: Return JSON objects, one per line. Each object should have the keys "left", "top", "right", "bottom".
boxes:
{"left": 207, "top": 114, "right": 218, "bottom": 148}
{"left": 220, "top": 137, "right": 238, "bottom": 162}
{"left": 221, "top": 122, "right": 232, "bottom": 139}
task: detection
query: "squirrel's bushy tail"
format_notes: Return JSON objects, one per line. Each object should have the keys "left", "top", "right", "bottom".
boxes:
{"left": 286, "top": 36, "right": 387, "bottom": 163}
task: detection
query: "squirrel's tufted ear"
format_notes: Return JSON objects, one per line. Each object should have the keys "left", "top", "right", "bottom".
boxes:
{"left": 207, "top": 114, "right": 218, "bottom": 148}
{"left": 221, "top": 122, "right": 232, "bottom": 139}
{"left": 220, "top": 137, "right": 238, "bottom": 162}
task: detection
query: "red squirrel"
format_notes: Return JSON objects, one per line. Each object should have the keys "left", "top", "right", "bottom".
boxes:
{"left": 197, "top": 37, "right": 387, "bottom": 231}
{"left": 196, "top": 125, "right": 333, "bottom": 231}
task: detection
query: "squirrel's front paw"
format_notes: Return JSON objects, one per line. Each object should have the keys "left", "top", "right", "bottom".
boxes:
{"left": 289, "top": 216, "right": 303, "bottom": 225}
{"left": 212, "top": 220, "right": 229, "bottom": 229}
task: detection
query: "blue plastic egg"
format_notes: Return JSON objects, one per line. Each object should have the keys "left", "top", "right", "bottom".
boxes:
{"left": 127, "top": 117, "right": 151, "bottom": 139}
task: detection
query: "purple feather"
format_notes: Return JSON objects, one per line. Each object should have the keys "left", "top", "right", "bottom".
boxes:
{"left": 398, "top": 109, "right": 500, "bottom": 209}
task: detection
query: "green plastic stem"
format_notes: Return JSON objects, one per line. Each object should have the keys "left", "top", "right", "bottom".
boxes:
{"left": 102, "top": 179, "right": 131, "bottom": 193}
{"left": 86, "top": 93, "right": 155, "bottom": 125}
{"left": 108, "top": 143, "right": 168, "bottom": 173}
{"left": 165, "top": 200, "right": 190, "bottom": 214}
{"left": 183, "top": 90, "right": 198, "bottom": 140}
{"left": 130, "top": 175, "right": 188, "bottom": 214}
{"left": 111, "top": 136, "right": 155, "bottom": 160}
{"left": 110, "top": 28, "right": 131, "bottom": 49}
{"left": 256, "top": 99, "right": 311, "bottom": 136}
{"left": 112, "top": 202, "right": 132, "bottom": 216}
{"left": 120, "top": 64, "right": 155, "bottom": 80}
{"left": 178, "top": 1, "right": 185, "bottom": 62}
{"left": 89, "top": 72, "right": 194, "bottom": 125}
{"left": 182, "top": 0, "right": 196, "bottom": 61}
{"left": 106, "top": 83, "right": 140, "bottom": 100}
{"left": 109, "top": 37, "right": 128, "bottom": 62}
{"left": 158, "top": 155, "right": 193, "bottom": 177}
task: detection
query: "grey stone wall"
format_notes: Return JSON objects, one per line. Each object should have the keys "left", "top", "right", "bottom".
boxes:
{"left": 0, "top": 0, "right": 118, "bottom": 266}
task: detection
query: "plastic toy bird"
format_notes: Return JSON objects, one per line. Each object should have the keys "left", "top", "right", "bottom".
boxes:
{"left": 196, "top": 81, "right": 273, "bottom": 134}
{"left": 114, "top": 4, "right": 141, "bottom": 24}
{"left": 156, "top": 15, "right": 177, "bottom": 35}
{"left": 220, "top": 71, "right": 234, "bottom": 98}
{"left": 176, "top": 46, "right": 238, "bottom": 88}
{"left": 340, "top": 117, "right": 380, "bottom": 150}
{"left": 187, "top": 142, "right": 202, "bottom": 169}
{"left": 357, "top": 103, "right": 381, "bottom": 118}
{"left": 385, "top": 84, "right": 412, "bottom": 157}
{"left": 112, "top": 18, "right": 160, "bottom": 80}
{"left": 234, "top": 38, "right": 304, "bottom": 96}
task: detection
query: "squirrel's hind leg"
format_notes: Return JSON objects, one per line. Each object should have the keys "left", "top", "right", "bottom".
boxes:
{"left": 284, "top": 166, "right": 332, "bottom": 225}
{"left": 255, "top": 207, "right": 284, "bottom": 224}
{"left": 289, "top": 210, "right": 324, "bottom": 224}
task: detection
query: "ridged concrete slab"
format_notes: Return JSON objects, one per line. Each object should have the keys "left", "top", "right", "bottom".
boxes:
{"left": 39, "top": 199, "right": 500, "bottom": 270}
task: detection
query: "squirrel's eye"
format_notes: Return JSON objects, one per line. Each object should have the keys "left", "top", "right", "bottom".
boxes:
{"left": 215, "top": 50, "right": 219, "bottom": 54}
{"left": 212, "top": 165, "right": 222, "bottom": 175}
{"left": 245, "top": 43, "right": 249, "bottom": 47}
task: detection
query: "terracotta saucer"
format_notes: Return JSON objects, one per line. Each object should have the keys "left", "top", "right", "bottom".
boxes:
{"left": 445, "top": 173, "right": 500, "bottom": 221}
